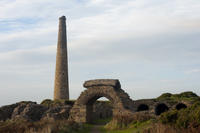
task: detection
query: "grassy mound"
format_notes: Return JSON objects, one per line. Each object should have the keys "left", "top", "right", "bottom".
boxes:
{"left": 157, "top": 91, "right": 200, "bottom": 105}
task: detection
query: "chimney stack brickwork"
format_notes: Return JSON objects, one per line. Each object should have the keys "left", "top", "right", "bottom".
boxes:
{"left": 54, "top": 16, "right": 69, "bottom": 100}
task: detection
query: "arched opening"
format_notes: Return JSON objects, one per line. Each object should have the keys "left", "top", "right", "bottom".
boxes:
{"left": 155, "top": 103, "right": 169, "bottom": 115}
{"left": 86, "top": 96, "right": 113, "bottom": 124}
{"left": 176, "top": 103, "right": 187, "bottom": 110}
{"left": 137, "top": 104, "right": 149, "bottom": 112}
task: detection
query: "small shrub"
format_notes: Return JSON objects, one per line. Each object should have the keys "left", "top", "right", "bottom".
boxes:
{"left": 160, "top": 110, "right": 178, "bottom": 124}
{"left": 179, "top": 92, "right": 198, "bottom": 98}
{"left": 40, "top": 99, "right": 53, "bottom": 107}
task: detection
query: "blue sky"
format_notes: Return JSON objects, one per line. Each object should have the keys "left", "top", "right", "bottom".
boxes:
{"left": 0, "top": 0, "right": 200, "bottom": 106}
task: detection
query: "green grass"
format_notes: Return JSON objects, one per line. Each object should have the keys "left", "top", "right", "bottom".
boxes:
{"left": 101, "top": 120, "right": 153, "bottom": 133}
{"left": 93, "top": 118, "right": 112, "bottom": 125}
{"left": 79, "top": 124, "right": 93, "bottom": 133}
{"left": 59, "top": 123, "right": 93, "bottom": 133}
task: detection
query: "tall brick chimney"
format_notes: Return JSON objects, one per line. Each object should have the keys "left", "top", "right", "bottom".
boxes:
{"left": 54, "top": 16, "right": 69, "bottom": 100}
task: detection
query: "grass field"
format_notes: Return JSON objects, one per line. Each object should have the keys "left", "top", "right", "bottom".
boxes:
{"left": 100, "top": 119, "right": 153, "bottom": 133}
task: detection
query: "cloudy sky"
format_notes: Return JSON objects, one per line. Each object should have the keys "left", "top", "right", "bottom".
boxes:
{"left": 0, "top": 0, "right": 200, "bottom": 106}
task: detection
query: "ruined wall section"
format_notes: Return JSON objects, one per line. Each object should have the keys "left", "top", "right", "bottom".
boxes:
{"left": 69, "top": 79, "right": 134, "bottom": 123}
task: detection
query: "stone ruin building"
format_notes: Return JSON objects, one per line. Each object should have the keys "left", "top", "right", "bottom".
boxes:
{"left": 0, "top": 16, "right": 194, "bottom": 129}
{"left": 52, "top": 16, "right": 190, "bottom": 123}
{"left": 68, "top": 79, "right": 190, "bottom": 123}
{"left": 0, "top": 16, "right": 192, "bottom": 124}
{"left": 69, "top": 79, "right": 134, "bottom": 123}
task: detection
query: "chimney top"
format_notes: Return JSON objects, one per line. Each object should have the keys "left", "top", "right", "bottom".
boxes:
{"left": 59, "top": 16, "right": 66, "bottom": 20}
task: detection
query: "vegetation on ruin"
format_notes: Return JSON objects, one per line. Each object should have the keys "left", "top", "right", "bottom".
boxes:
{"left": 102, "top": 92, "right": 200, "bottom": 132}
{"left": 103, "top": 99, "right": 200, "bottom": 132}
{"left": 160, "top": 101, "right": 200, "bottom": 128}
{"left": 1, "top": 91, "right": 200, "bottom": 133}
{"left": 157, "top": 91, "right": 200, "bottom": 102}
{"left": 40, "top": 99, "right": 75, "bottom": 107}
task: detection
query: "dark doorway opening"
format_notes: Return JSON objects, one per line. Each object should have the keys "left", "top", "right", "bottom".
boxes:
{"left": 176, "top": 103, "right": 187, "bottom": 110}
{"left": 155, "top": 103, "right": 169, "bottom": 115}
{"left": 137, "top": 104, "right": 149, "bottom": 111}
{"left": 86, "top": 97, "right": 113, "bottom": 125}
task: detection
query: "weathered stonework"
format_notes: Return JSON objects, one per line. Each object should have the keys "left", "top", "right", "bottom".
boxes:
{"left": 93, "top": 101, "right": 113, "bottom": 120}
{"left": 69, "top": 79, "right": 134, "bottom": 123}
{"left": 54, "top": 16, "right": 69, "bottom": 100}
{"left": 12, "top": 103, "right": 48, "bottom": 121}
{"left": 42, "top": 105, "right": 71, "bottom": 121}
{"left": 83, "top": 79, "right": 121, "bottom": 88}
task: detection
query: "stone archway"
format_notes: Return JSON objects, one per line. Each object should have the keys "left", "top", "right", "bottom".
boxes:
{"left": 69, "top": 79, "right": 134, "bottom": 123}
{"left": 176, "top": 103, "right": 187, "bottom": 110}
{"left": 155, "top": 103, "right": 169, "bottom": 115}
{"left": 137, "top": 104, "right": 149, "bottom": 112}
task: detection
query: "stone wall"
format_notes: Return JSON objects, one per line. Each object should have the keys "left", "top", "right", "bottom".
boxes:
{"left": 93, "top": 101, "right": 113, "bottom": 120}
{"left": 0, "top": 100, "right": 113, "bottom": 122}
